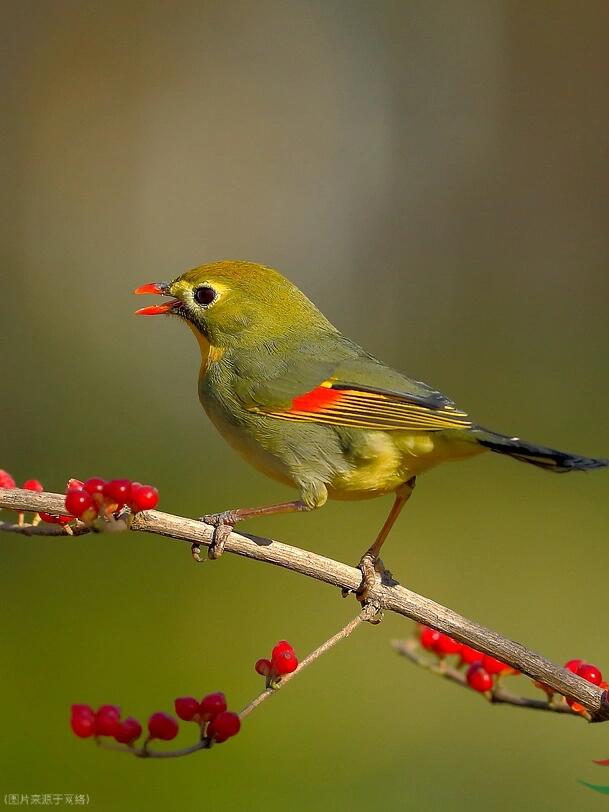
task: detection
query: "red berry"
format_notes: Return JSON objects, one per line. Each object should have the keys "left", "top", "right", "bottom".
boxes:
{"left": 0, "top": 470, "right": 16, "bottom": 489}
{"left": 577, "top": 663, "right": 603, "bottom": 685}
{"left": 174, "top": 697, "right": 200, "bottom": 721}
{"left": 95, "top": 705, "right": 121, "bottom": 736}
{"left": 466, "top": 664, "right": 493, "bottom": 693}
{"left": 482, "top": 654, "right": 511, "bottom": 675}
{"left": 564, "top": 659, "right": 583, "bottom": 674}
{"left": 39, "top": 512, "right": 73, "bottom": 525}
{"left": 147, "top": 712, "right": 179, "bottom": 741}
{"left": 271, "top": 650, "right": 299, "bottom": 675}
{"left": 207, "top": 711, "right": 241, "bottom": 743}
{"left": 83, "top": 477, "right": 106, "bottom": 496}
{"left": 566, "top": 697, "right": 586, "bottom": 715}
{"left": 103, "top": 479, "right": 132, "bottom": 507}
{"left": 65, "top": 489, "right": 96, "bottom": 519}
{"left": 114, "top": 717, "right": 142, "bottom": 744}
{"left": 434, "top": 634, "right": 462, "bottom": 656}
{"left": 22, "top": 479, "right": 44, "bottom": 491}
{"left": 271, "top": 640, "right": 294, "bottom": 659}
{"left": 459, "top": 645, "right": 483, "bottom": 666}
{"left": 130, "top": 484, "right": 159, "bottom": 512}
{"left": 70, "top": 705, "right": 96, "bottom": 738}
{"left": 67, "top": 478, "right": 84, "bottom": 490}
{"left": 255, "top": 658, "right": 272, "bottom": 676}
{"left": 419, "top": 626, "right": 442, "bottom": 651}
{"left": 199, "top": 692, "right": 227, "bottom": 720}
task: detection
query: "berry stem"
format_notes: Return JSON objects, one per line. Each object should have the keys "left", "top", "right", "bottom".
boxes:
{"left": 240, "top": 609, "right": 372, "bottom": 720}
{"left": 392, "top": 637, "right": 582, "bottom": 718}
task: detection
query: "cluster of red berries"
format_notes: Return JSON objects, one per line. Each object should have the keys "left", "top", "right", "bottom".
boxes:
{"left": 71, "top": 704, "right": 144, "bottom": 744}
{"left": 174, "top": 692, "right": 241, "bottom": 743}
{"left": 537, "top": 659, "right": 608, "bottom": 715}
{"left": 0, "top": 472, "right": 73, "bottom": 524}
{"left": 64, "top": 477, "right": 159, "bottom": 522}
{"left": 71, "top": 692, "right": 241, "bottom": 748}
{"left": 419, "top": 625, "right": 516, "bottom": 693}
{"left": 255, "top": 641, "right": 299, "bottom": 684}
{"left": 0, "top": 470, "right": 159, "bottom": 527}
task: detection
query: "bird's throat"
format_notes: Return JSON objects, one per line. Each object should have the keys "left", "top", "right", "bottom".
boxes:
{"left": 187, "top": 322, "right": 224, "bottom": 371}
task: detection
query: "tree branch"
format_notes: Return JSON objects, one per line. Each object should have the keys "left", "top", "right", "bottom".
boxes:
{"left": 392, "top": 638, "right": 577, "bottom": 716}
{"left": 2, "top": 487, "right": 608, "bottom": 721}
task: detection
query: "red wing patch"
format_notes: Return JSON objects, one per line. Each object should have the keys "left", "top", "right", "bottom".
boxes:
{"left": 289, "top": 386, "right": 343, "bottom": 413}
{"left": 255, "top": 382, "right": 471, "bottom": 432}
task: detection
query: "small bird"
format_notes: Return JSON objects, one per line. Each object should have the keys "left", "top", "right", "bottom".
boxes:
{"left": 134, "top": 261, "right": 607, "bottom": 599}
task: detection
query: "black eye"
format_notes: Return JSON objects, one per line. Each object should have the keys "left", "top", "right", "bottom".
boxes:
{"left": 193, "top": 285, "right": 216, "bottom": 306}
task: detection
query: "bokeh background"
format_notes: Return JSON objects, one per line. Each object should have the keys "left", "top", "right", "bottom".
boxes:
{"left": 2, "top": 1, "right": 609, "bottom": 810}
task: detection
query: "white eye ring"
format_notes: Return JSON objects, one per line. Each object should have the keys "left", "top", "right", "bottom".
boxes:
{"left": 193, "top": 285, "right": 217, "bottom": 307}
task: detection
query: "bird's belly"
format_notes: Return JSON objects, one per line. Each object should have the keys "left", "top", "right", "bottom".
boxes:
{"left": 328, "top": 429, "right": 483, "bottom": 500}
{"left": 203, "top": 398, "right": 298, "bottom": 488}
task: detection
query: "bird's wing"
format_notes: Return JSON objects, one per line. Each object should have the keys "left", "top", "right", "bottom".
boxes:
{"left": 236, "top": 339, "right": 472, "bottom": 432}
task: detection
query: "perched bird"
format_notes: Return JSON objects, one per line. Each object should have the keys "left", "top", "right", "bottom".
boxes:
{"left": 134, "top": 261, "right": 607, "bottom": 599}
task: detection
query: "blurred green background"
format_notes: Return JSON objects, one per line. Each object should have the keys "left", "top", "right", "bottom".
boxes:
{"left": 2, "top": 1, "right": 609, "bottom": 809}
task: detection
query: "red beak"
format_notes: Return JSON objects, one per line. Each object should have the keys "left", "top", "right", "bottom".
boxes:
{"left": 133, "top": 282, "right": 181, "bottom": 315}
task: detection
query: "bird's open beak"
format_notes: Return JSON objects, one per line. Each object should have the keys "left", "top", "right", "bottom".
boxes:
{"left": 133, "top": 282, "right": 181, "bottom": 315}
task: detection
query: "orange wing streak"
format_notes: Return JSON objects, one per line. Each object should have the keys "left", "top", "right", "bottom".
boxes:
{"left": 290, "top": 387, "right": 344, "bottom": 413}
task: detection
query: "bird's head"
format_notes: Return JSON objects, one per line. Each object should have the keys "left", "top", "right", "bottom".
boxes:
{"left": 134, "top": 260, "right": 333, "bottom": 351}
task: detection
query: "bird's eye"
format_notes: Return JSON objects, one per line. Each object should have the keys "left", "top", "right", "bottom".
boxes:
{"left": 193, "top": 285, "right": 216, "bottom": 306}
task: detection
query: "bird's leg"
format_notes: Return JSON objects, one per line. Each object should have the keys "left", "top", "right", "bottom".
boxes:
{"left": 199, "top": 500, "right": 309, "bottom": 560}
{"left": 354, "top": 476, "right": 416, "bottom": 603}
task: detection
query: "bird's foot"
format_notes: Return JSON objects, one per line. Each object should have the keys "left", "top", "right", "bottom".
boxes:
{"left": 342, "top": 554, "right": 393, "bottom": 622}
{"left": 198, "top": 510, "right": 239, "bottom": 560}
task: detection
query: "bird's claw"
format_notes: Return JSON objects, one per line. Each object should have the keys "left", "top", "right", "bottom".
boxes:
{"left": 341, "top": 554, "right": 389, "bottom": 623}
{"left": 198, "top": 510, "right": 237, "bottom": 559}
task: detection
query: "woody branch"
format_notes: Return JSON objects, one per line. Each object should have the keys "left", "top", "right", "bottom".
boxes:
{"left": 1, "top": 487, "right": 608, "bottom": 722}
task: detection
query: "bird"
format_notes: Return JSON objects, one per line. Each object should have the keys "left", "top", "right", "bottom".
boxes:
{"left": 134, "top": 260, "right": 607, "bottom": 600}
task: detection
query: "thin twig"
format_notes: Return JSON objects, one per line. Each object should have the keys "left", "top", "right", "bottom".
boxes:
{"left": 95, "top": 609, "right": 370, "bottom": 758}
{"left": 392, "top": 638, "right": 576, "bottom": 716}
{"left": 240, "top": 609, "right": 371, "bottom": 720}
{"left": 2, "top": 488, "right": 608, "bottom": 721}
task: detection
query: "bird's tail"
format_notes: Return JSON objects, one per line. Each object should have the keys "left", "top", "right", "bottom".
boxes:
{"left": 473, "top": 428, "right": 608, "bottom": 473}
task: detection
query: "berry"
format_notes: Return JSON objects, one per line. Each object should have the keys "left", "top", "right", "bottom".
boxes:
{"left": 0, "top": 470, "right": 16, "bottom": 489}
{"left": 419, "top": 626, "right": 442, "bottom": 651}
{"left": 95, "top": 705, "right": 121, "bottom": 736}
{"left": 103, "top": 479, "right": 132, "bottom": 507}
{"left": 466, "top": 664, "right": 493, "bottom": 693}
{"left": 67, "top": 478, "right": 84, "bottom": 490}
{"left": 39, "top": 512, "right": 73, "bottom": 525}
{"left": 482, "top": 654, "right": 511, "bottom": 675}
{"left": 199, "top": 692, "right": 227, "bottom": 720}
{"left": 65, "top": 489, "right": 96, "bottom": 519}
{"left": 22, "top": 479, "right": 44, "bottom": 491}
{"left": 83, "top": 477, "right": 106, "bottom": 497}
{"left": 271, "top": 649, "right": 299, "bottom": 675}
{"left": 566, "top": 697, "right": 586, "bottom": 715}
{"left": 564, "top": 659, "right": 583, "bottom": 674}
{"left": 459, "top": 645, "right": 483, "bottom": 666}
{"left": 255, "top": 658, "right": 272, "bottom": 676}
{"left": 71, "top": 705, "right": 96, "bottom": 738}
{"left": 271, "top": 640, "right": 294, "bottom": 658}
{"left": 207, "top": 711, "right": 241, "bottom": 743}
{"left": 577, "top": 663, "right": 603, "bottom": 685}
{"left": 174, "top": 696, "right": 200, "bottom": 722}
{"left": 130, "top": 484, "right": 159, "bottom": 512}
{"left": 114, "top": 717, "right": 142, "bottom": 744}
{"left": 147, "top": 712, "right": 179, "bottom": 741}
{"left": 434, "top": 634, "right": 462, "bottom": 656}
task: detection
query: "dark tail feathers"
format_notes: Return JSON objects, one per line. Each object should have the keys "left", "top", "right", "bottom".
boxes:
{"left": 474, "top": 429, "right": 608, "bottom": 473}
